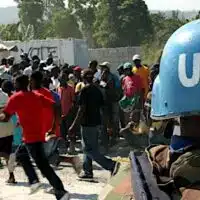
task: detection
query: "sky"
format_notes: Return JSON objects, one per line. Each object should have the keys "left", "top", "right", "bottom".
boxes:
{"left": 0, "top": 0, "right": 200, "bottom": 11}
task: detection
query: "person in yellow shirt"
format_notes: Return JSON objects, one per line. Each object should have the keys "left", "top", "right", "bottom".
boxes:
{"left": 132, "top": 54, "right": 149, "bottom": 99}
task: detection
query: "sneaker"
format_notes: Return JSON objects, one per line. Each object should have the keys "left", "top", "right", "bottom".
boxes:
{"left": 71, "top": 156, "right": 82, "bottom": 175}
{"left": 44, "top": 187, "right": 54, "bottom": 194}
{"left": 111, "top": 162, "right": 121, "bottom": 176}
{"left": 6, "top": 173, "right": 17, "bottom": 185}
{"left": 29, "top": 182, "right": 42, "bottom": 195}
{"left": 60, "top": 192, "right": 70, "bottom": 200}
{"left": 78, "top": 172, "right": 93, "bottom": 181}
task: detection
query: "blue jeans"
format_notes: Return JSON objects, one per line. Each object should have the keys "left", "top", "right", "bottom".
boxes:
{"left": 81, "top": 126, "right": 115, "bottom": 175}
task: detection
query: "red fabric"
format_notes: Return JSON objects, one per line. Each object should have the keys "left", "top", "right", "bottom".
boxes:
{"left": 73, "top": 66, "right": 82, "bottom": 72}
{"left": 122, "top": 75, "right": 143, "bottom": 97}
{"left": 34, "top": 88, "right": 60, "bottom": 137}
{"left": 3, "top": 91, "right": 54, "bottom": 143}
{"left": 58, "top": 85, "right": 75, "bottom": 116}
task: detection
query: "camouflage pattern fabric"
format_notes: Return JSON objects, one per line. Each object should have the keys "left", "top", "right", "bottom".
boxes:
{"left": 170, "top": 149, "right": 200, "bottom": 189}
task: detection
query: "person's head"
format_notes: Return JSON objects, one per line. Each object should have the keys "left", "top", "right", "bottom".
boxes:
{"left": 32, "top": 59, "right": 40, "bottom": 71}
{"left": 59, "top": 70, "right": 69, "bottom": 87}
{"left": 39, "top": 61, "right": 46, "bottom": 72}
{"left": 1, "top": 58, "right": 7, "bottom": 65}
{"left": 20, "top": 53, "right": 28, "bottom": 60}
{"left": 123, "top": 62, "right": 133, "bottom": 76}
{"left": 46, "top": 57, "right": 54, "bottom": 66}
{"left": 99, "top": 62, "right": 111, "bottom": 74}
{"left": 82, "top": 69, "right": 94, "bottom": 84}
{"left": 73, "top": 66, "right": 82, "bottom": 79}
{"left": 132, "top": 54, "right": 141, "bottom": 67}
{"left": 51, "top": 66, "right": 60, "bottom": 78}
{"left": 89, "top": 60, "right": 98, "bottom": 72}
{"left": 117, "top": 64, "right": 124, "bottom": 76}
{"left": 43, "top": 76, "right": 52, "bottom": 89}
{"left": 1, "top": 80, "right": 14, "bottom": 96}
{"left": 68, "top": 73, "right": 76, "bottom": 82}
{"left": 7, "top": 56, "right": 14, "bottom": 66}
{"left": 61, "top": 63, "right": 69, "bottom": 71}
{"left": 101, "top": 68, "right": 110, "bottom": 82}
{"left": 15, "top": 75, "right": 29, "bottom": 91}
{"left": 32, "top": 55, "right": 40, "bottom": 62}
{"left": 30, "top": 71, "right": 43, "bottom": 90}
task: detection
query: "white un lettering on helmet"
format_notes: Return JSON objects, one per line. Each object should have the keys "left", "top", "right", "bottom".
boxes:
{"left": 178, "top": 53, "right": 200, "bottom": 87}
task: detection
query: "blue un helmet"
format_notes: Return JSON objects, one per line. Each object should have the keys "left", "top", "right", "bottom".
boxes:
{"left": 151, "top": 20, "right": 200, "bottom": 120}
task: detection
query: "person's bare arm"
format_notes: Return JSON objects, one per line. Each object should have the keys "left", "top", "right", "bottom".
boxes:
{"left": 69, "top": 105, "right": 85, "bottom": 131}
{"left": 0, "top": 112, "right": 10, "bottom": 122}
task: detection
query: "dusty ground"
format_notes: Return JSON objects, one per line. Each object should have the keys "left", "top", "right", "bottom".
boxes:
{"left": 0, "top": 139, "right": 133, "bottom": 200}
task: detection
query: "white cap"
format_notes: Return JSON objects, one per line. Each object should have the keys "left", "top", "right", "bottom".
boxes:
{"left": 132, "top": 54, "right": 141, "bottom": 61}
{"left": 99, "top": 61, "right": 111, "bottom": 68}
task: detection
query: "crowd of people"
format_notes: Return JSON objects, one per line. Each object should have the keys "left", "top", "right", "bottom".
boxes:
{"left": 0, "top": 52, "right": 156, "bottom": 200}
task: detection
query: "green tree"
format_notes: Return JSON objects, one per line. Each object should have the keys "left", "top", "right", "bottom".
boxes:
{"left": 44, "top": 0, "right": 65, "bottom": 18}
{"left": 14, "top": 0, "right": 44, "bottom": 38}
{"left": 51, "top": 10, "right": 82, "bottom": 39}
{"left": 68, "top": 0, "right": 98, "bottom": 47}
{"left": 118, "top": 0, "right": 153, "bottom": 46}
{"left": 142, "top": 11, "right": 188, "bottom": 64}
{"left": 0, "top": 23, "right": 21, "bottom": 41}
{"left": 93, "top": 0, "right": 153, "bottom": 48}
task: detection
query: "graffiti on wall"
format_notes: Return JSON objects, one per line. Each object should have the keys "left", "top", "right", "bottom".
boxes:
{"left": 21, "top": 46, "right": 58, "bottom": 60}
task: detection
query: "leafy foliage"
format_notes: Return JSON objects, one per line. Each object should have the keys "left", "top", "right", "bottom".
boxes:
{"left": 51, "top": 10, "right": 82, "bottom": 39}
{"left": 68, "top": 0, "right": 98, "bottom": 47}
{"left": 142, "top": 12, "right": 188, "bottom": 64}
{"left": 3, "top": 0, "right": 200, "bottom": 59}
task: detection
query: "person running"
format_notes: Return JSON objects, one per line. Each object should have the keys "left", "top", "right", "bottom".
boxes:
{"left": 0, "top": 81, "right": 16, "bottom": 184}
{"left": 1, "top": 80, "right": 23, "bottom": 184}
{"left": 0, "top": 75, "right": 69, "bottom": 200}
{"left": 69, "top": 68, "right": 120, "bottom": 180}
{"left": 31, "top": 72, "right": 81, "bottom": 172}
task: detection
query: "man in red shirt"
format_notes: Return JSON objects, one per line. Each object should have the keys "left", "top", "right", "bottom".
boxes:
{"left": 58, "top": 70, "right": 75, "bottom": 153}
{"left": 30, "top": 71, "right": 61, "bottom": 138}
{"left": 0, "top": 75, "right": 69, "bottom": 200}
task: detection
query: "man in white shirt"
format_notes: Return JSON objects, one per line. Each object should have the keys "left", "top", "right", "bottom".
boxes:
{"left": 23, "top": 58, "right": 40, "bottom": 77}
{"left": 0, "top": 88, "right": 16, "bottom": 184}
{"left": 44, "top": 65, "right": 60, "bottom": 90}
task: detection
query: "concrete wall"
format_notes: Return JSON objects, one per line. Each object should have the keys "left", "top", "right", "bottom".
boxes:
{"left": 89, "top": 46, "right": 141, "bottom": 72}
{"left": 2, "top": 39, "right": 89, "bottom": 67}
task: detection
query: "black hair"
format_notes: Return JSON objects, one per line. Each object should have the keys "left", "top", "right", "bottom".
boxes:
{"left": 31, "top": 71, "right": 43, "bottom": 87}
{"left": 1, "top": 58, "right": 7, "bottom": 65}
{"left": 63, "top": 63, "right": 69, "bottom": 69}
{"left": 46, "top": 57, "right": 53, "bottom": 65}
{"left": 82, "top": 68, "right": 94, "bottom": 83}
{"left": 89, "top": 60, "right": 98, "bottom": 67}
{"left": 1, "top": 80, "right": 14, "bottom": 95}
{"left": 43, "top": 76, "right": 52, "bottom": 89}
{"left": 15, "top": 75, "right": 29, "bottom": 90}
{"left": 32, "top": 55, "right": 40, "bottom": 61}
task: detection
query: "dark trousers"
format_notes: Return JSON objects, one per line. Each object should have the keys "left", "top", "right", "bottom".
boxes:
{"left": 17, "top": 143, "right": 66, "bottom": 200}
{"left": 81, "top": 126, "right": 115, "bottom": 175}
